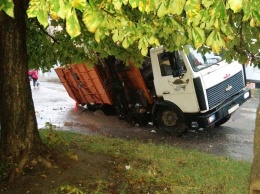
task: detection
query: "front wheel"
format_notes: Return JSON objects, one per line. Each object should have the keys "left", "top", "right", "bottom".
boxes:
{"left": 156, "top": 104, "right": 187, "bottom": 135}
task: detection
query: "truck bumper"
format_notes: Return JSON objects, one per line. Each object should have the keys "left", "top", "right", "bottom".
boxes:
{"left": 198, "top": 88, "right": 251, "bottom": 128}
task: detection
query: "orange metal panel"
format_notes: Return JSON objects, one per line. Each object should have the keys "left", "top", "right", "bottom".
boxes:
{"left": 55, "top": 64, "right": 113, "bottom": 105}
{"left": 55, "top": 68, "right": 79, "bottom": 101}
{"left": 125, "top": 63, "right": 154, "bottom": 104}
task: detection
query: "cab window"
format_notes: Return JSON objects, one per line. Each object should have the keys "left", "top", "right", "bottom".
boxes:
{"left": 158, "top": 51, "right": 186, "bottom": 76}
{"left": 158, "top": 52, "right": 172, "bottom": 76}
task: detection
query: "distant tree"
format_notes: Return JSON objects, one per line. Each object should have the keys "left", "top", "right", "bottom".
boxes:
{"left": 0, "top": 0, "right": 260, "bottom": 187}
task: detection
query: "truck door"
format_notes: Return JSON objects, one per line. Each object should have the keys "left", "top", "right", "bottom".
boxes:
{"left": 151, "top": 48, "right": 200, "bottom": 113}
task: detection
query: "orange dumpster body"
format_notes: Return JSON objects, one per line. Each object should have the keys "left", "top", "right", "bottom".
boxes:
{"left": 54, "top": 62, "right": 154, "bottom": 107}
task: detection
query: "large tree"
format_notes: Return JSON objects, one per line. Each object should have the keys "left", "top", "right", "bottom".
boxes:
{"left": 0, "top": 0, "right": 45, "bottom": 181}
{"left": 0, "top": 0, "right": 260, "bottom": 188}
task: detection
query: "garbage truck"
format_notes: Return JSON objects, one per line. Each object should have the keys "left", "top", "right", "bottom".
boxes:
{"left": 55, "top": 46, "right": 251, "bottom": 135}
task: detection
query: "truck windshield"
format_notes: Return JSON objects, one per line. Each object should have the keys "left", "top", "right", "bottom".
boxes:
{"left": 187, "top": 46, "right": 223, "bottom": 72}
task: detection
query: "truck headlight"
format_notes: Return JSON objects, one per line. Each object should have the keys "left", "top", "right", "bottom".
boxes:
{"left": 207, "top": 114, "right": 216, "bottom": 124}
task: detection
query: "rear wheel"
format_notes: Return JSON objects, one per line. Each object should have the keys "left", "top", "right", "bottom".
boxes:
{"left": 215, "top": 115, "right": 231, "bottom": 127}
{"left": 156, "top": 104, "right": 187, "bottom": 135}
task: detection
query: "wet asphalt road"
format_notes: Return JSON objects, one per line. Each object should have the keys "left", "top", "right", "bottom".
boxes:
{"left": 32, "top": 81, "right": 259, "bottom": 162}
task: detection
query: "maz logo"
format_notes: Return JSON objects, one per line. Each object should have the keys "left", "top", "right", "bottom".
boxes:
{"left": 225, "top": 85, "right": 233, "bottom": 91}
{"left": 224, "top": 73, "right": 231, "bottom": 79}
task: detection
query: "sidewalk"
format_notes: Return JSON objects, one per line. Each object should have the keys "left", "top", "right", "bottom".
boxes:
{"left": 38, "top": 75, "right": 60, "bottom": 83}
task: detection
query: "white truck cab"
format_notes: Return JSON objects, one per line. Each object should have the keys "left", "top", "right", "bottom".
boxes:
{"left": 150, "top": 46, "right": 251, "bottom": 132}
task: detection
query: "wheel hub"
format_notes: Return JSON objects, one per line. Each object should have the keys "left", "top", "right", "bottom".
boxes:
{"left": 162, "top": 110, "right": 178, "bottom": 126}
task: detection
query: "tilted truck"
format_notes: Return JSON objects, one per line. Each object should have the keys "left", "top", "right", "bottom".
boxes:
{"left": 55, "top": 46, "right": 251, "bottom": 135}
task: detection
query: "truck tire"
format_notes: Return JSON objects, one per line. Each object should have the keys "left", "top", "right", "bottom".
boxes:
{"left": 156, "top": 104, "right": 187, "bottom": 136}
{"left": 215, "top": 115, "right": 231, "bottom": 127}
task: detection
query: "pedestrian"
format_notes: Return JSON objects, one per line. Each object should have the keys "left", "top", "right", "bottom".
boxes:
{"left": 31, "top": 69, "right": 39, "bottom": 89}
{"left": 28, "top": 70, "right": 33, "bottom": 81}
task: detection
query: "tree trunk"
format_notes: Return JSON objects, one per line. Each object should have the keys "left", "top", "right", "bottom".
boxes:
{"left": 0, "top": 0, "right": 43, "bottom": 178}
{"left": 249, "top": 102, "right": 260, "bottom": 193}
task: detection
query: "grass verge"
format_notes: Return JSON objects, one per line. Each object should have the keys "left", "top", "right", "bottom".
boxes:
{"left": 40, "top": 129, "right": 251, "bottom": 194}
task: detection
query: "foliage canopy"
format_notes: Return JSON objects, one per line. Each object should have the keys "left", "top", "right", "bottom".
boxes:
{"left": 1, "top": 0, "right": 260, "bottom": 69}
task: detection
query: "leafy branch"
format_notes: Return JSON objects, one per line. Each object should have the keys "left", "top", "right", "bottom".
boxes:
{"left": 4, "top": 0, "right": 259, "bottom": 67}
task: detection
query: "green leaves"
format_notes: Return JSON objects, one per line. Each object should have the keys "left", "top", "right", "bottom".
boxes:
{"left": 71, "top": 0, "right": 87, "bottom": 11}
{"left": 157, "top": 0, "right": 185, "bottom": 18}
{"left": 206, "top": 30, "right": 225, "bottom": 54}
{"left": 27, "top": 0, "right": 85, "bottom": 37}
{"left": 49, "top": 0, "right": 64, "bottom": 19}
{"left": 168, "top": 0, "right": 186, "bottom": 15}
{"left": 192, "top": 27, "right": 205, "bottom": 48}
{"left": 112, "top": 0, "right": 124, "bottom": 10}
{"left": 2, "top": 0, "right": 260, "bottom": 67}
{"left": 138, "top": 37, "right": 148, "bottom": 56}
{"left": 66, "top": 8, "right": 81, "bottom": 38}
{"left": 201, "top": 0, "right": 213, "bottom": 9}
{"left": 37, "top": 10, "right": 49, "bottom": 28}
{"left": 228, "top": 0, "right": 242, "bottom": 13}
{"left": 242, "top": 1, "right": 260, "bottom": 28}
{"left": 27, "top": 0, "right": 48, "bottom": 28}
{"left": 112, "top": 29, "right": 124, "bottom": 42}
{"left": 82, "top": 4, "right": 104, "bottom": 33}
{"left": 0, "top": 0, "right": 14, "bottom": 17}
{"left": 129, "top": 0, "right": 139, "bottom": 9}
{"left": 212, "top": 1, "right": 226, "bottom": 20}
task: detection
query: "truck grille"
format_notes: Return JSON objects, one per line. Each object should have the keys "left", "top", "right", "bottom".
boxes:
{"left": 206, "top": 71, "right": 244, "bottom": 109}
